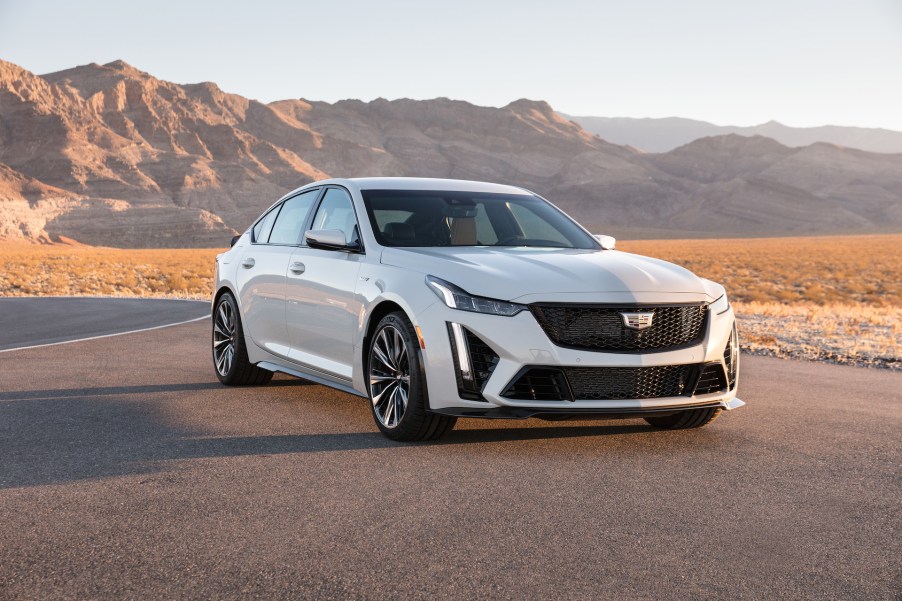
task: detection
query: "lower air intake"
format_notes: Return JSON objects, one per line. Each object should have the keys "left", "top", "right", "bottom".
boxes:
{"left": 693, "top": 363, "right": 728, "bottom": 395}
{"left": 501, "top": 368, "right": 572, "bottom": 401}
{"left": 563, "top": 365, "right": 696, "bottom": 400}
{"left": 503, "top": 365, "right": 699, "bottom": 401}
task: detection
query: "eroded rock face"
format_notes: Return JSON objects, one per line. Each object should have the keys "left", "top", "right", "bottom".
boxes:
{"left": 2, "top": 59, "right": 901, "bottom": 247}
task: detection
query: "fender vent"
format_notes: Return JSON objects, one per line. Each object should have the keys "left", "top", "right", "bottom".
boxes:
{"left": 447, "top": 325, "right": 499, "bottom": 400}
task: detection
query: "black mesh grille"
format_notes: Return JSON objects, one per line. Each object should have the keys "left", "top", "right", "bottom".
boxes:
{"left": 564, "top": 365, "right": 696, "bottom": 400}
{"left": 530, "top": 304, "right": 708, "bottom": 352}
{"left": 503, "top": 364, "right": 699, "bottom": 401}
{"left": 693, "top": 364, "right": 728, "bottom": 395}
{"left": 501, "top": 368, "right": 571, "bottom": 401}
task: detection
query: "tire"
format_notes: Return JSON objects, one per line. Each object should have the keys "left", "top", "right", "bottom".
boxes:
{"left": 212, "top": 292, "right": 273, "bottom": 386}
{"left": 644, "top": 407, "right": 721, "bottom": 430}
{"left": 367, "top": 311, "right": 456, "bottom": 441}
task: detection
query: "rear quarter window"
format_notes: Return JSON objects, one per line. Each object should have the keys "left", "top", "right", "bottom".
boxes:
{"left": 252, "top": 206, "right": 280, "bottom": 243}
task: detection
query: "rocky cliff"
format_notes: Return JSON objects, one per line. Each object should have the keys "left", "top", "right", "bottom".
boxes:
{"left": 1, "top": 59, "right": 900, "bottom": 246}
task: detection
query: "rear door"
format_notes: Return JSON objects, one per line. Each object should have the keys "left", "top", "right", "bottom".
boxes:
{"left": 236, "top": 188, "right": 321, "bottom": 358}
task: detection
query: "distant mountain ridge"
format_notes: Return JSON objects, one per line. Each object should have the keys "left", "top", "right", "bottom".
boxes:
{"left": 1, "top": 58, "right": 901, "bottom": 247}
{"left": 566, "top": 114, "right": 902, "bottom": 154}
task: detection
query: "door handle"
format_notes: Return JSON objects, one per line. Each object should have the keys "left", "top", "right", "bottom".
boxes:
{"left": 241, "top": 258, "right": 255, "bottom": 269}
{"left": 290, "top": 261, "right": 306, "bottom": 275}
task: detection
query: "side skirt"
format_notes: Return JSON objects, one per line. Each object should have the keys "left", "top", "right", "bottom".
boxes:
{"left": 256, "top": 361, "right": 368, "bottom": 399}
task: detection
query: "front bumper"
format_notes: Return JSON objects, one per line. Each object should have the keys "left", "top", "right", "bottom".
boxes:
{"left": 414, "top": 299, "right": 742, "bottom": 415}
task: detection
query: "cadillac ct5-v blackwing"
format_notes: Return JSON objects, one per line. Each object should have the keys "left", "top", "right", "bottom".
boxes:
{"left": 212, "top": 178, "right": 743, "bottom": 441}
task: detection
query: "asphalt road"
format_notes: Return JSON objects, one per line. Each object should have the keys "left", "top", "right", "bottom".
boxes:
{"left": 0, "top": 300, "right": 900, "bottom": 600}
{"left": 0, "top": 297, "right": 209, "bottom": 351}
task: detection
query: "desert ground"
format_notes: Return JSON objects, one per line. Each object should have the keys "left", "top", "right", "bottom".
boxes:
{"left": 1, "top": 234, "right": 899, "bottom": 370}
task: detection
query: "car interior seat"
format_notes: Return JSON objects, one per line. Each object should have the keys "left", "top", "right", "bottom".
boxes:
{"left": 450, "top": 217, "right": 477, "bottom": 245}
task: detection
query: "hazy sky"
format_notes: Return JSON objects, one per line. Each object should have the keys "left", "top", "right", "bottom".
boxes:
{"left": 2, "top": 0, "right": 901, "bottom": 130}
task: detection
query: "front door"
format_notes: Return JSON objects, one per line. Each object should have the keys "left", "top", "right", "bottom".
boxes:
{"left": 285, "top": 187, "right": 364, "bottom": 380}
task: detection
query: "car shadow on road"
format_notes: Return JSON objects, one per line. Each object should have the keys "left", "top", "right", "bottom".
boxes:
{"left": 173, "top": 422, "right": 653, "bottom": 459}
{"left": 1, "top": 382, "right": 652, "bottom": 489}
{"left": 0, "top": 379, "right": 310, "bottom": 402}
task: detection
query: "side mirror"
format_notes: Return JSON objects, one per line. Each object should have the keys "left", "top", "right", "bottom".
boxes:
{"left": 230, "top": 234, "right": 241, "bottom": 248}
{"left": 305, "top": 229, "right": 360, "bottom": 252}
{"left": 593, "top": 234, "right": 616, "bottom": 250}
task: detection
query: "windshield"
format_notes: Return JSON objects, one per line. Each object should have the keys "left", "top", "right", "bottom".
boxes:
{"left": 361, "top": 190, "right": 599, "bottom": 249}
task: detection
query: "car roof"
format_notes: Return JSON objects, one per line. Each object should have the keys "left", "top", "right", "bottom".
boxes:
{"left": 286, "top": 177, "right": 532, "bottom": 197}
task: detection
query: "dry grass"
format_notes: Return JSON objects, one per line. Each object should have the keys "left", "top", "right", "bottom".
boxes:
{"left": 620, "top": 235, "right": 902, "bottom": 369}
{"left": 2, "top": 234, "right": 900, "bottom": 368}
{"left": 619, "top": 234, "right": 902, "bottom": 307}
{"left": 0, "top": 243, "right": 218, "bottom": 299}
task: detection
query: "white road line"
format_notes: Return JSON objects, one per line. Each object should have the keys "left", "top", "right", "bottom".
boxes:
{"left": 0, "top": 314, "right": 211, "bottom": 354}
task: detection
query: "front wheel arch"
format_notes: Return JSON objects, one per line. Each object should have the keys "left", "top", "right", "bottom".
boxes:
{"left": 361, "top": 300, "right": 406, "bottom": 383}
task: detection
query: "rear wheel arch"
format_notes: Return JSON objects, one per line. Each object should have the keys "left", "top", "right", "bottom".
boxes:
{"left": 213, "top": 284, "right": 237, "bottom": 310}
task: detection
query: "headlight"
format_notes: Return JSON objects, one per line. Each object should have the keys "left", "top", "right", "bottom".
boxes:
{"left": 709, "top": 293, "right": 730, "bottom": 315}
{"left": 426, "top": 276, "right": 526, "bottom": 316}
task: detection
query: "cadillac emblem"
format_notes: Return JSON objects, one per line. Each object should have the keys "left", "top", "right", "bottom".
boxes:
{"left": 621, "top": 312, "right": 655, "bottom": 330}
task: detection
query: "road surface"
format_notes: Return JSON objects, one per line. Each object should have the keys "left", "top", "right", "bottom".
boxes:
{"left": 0, "top": 299, "right": 899, "bottom": 599}
{"left": 0, "top": 297, "right": 209, "bottom": 351}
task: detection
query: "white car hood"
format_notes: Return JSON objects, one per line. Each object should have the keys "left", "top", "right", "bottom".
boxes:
{"left": 380, "top": 247, "right": 714, "bottom": 302}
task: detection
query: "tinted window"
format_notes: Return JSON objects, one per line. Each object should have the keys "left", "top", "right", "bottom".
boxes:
{"left": 252, "top": 206, "right": 279, "bottom": 243}
{"left": 310, "top": 188, "right": 359, "bottom": 245}
{"left": 268, "top": 189, "right": 319, "bottom": 245}
{"left": 361, "top": 190, "right": 598, "bottom": 249}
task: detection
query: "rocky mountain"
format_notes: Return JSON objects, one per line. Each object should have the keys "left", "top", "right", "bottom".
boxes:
{"left": 567, "top": 114, "right": 902, "bottom": 154}
{"left": 1, "top": 59, "right": 901, "bottom": 247}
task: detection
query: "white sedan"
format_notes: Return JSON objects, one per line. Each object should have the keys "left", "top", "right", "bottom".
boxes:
{"left": 212, "top": 177, "right": 743, "bottom": 441}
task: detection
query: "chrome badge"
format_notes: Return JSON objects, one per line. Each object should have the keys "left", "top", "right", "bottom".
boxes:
{"left": 621, "top": 312, "right": 655, "bottom": 330}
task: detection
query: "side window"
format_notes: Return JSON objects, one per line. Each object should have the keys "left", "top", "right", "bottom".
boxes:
{"left": 268, "top": 189, "right": 319, "bottom": 245}
{"left": 310, "top": 188, "right": 358, "bottom": 245}
{"left": 252, "top": 206, "right": 280, "bottom": 243}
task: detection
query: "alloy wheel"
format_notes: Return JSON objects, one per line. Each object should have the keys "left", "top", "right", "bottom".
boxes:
{"left": 213, "top": 300, "right": 236, "bottom": 376}
{"left": 369, "top": 325, "right": 410, "bottom": 428}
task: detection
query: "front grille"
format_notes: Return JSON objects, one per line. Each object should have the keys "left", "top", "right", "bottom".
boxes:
{"left": 502, "top": 364, "right": 699, "bottom": 401}
{"left": 693, "top": 364, "right": 727, "bottom": 395}
{"left": 530, "top": 304, "right": 707, "bottom": 352}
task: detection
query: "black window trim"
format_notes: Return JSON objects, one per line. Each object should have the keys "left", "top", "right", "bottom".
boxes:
{"left": 250, "top": 203, "right": 282, "bottom": 244}
{"left": 250, "top": 186, "right": 324, "bottom": 247}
